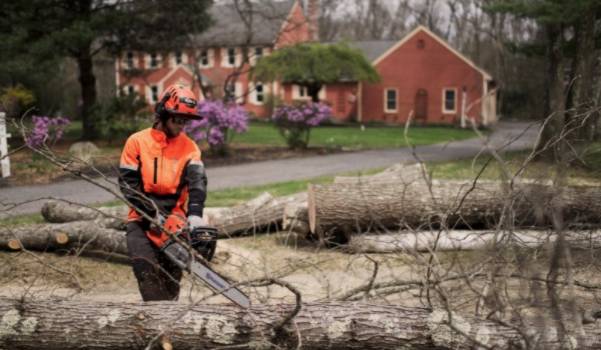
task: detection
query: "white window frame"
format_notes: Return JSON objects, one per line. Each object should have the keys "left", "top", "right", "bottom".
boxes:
{"left": 292, "top": 85, "right": 326, "bottom": 100}
{"left": 250, "top": 82, "right": 268, "bottom": 105}
{"left": 222, "top": 47, "right": 240, "bottom": 68}
{"left": 147, "top": 85, "right": 160, "bottom": 104}
{"left": 198, "top": 48, "right": 213, "bottom": 68}
{"left": 250, "top": 46, "right": 264, "bottom": 65}
{"left": 126, "top": 85, "right": 135, "bottom": 96}
{"left": 171, "top": 51, "right": 187, "bottom": 67}
{"left": 442, "top": 88, "right": 457, "bottom": 114}
{"left": 384, "top": 88, "right": 398, "bottom": 113}
{"left": 146, "top": 53, "right": 161, "bottom": 69}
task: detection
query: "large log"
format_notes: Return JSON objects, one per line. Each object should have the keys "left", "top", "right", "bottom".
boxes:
{"left": 308, "top": 180, "right": 601, "bottom": 243}
{"left": 41, "top": 200, "right": 128, "bottom": 227}
{"left": 348, "top": 230, "right": 601, "bottom": 253}
{"left": 3, "top": 297, "right": 600, "bottom": 349}
{"left": 0, "top": 220, "right": 127, "bottom": 256}
{"left": 208, "top": 192, "right": 307, "bottom": 238}
{"left": 41, "top": 201, "right": 226, "bottom": 231}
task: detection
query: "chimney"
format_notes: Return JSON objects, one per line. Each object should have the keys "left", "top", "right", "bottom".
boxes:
{"left": 307, "top": 0, "right": 319, "bottom": 42}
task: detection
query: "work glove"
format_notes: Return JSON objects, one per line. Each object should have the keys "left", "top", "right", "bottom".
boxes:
{"left": 187, "top": 215, "right": 208, "bottom": 230}
{"left": 187, "top": 215, "right": 216, "bottom": 261}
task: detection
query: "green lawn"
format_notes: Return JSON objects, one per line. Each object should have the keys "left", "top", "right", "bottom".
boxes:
{"left": 234, "top": 121, "right": 478, "bottom": 149}
{"left": 428, "top": 143, "right": 601, "bottom": 185}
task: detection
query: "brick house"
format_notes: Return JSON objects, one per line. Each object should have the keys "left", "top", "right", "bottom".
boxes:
{"left": 115, "top": 1, "right": 496, "bottom": 126}
{"left": 115, "top": 0, "right": 312, "bottom": 118}
{"left": 346, "top": 26, "right": 497, "bottom": 126}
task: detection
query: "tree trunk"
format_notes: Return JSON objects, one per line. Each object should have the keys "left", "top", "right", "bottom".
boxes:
{"left": 348, "top": 229, "right": 601, "bottom": 253}
{"left": 41, "top": 200, "right": 128, "bottom": 227}
{"left": 77, "top": 45, "right": 98, "bottom": 140}
{"left": 567, "top": 8, "right": 598, "bottom": 143}
{"left": 208, "top": 192, "right": 307, "bottom": 238}
{"left": 308, "top": 180, "right": 601, "bottom": 243}
{"left": 0, "top": 221, "right": 127, "bottom": 255}
{"left": 4, "top": 297, "right": 601, "bottom": 349}
{"left": 535, "top": 23, "right": 566, "bottom": 160}
{"left": 306, "top": 83, "right": 323, "bottom": 102}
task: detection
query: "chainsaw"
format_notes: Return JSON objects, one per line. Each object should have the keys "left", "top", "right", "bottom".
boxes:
{"left": 160, "top": 225, "right": 251, "bottom": 309}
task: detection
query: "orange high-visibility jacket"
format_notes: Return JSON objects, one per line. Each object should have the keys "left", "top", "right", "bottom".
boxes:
{"left": 118, "top": 127, "right": 207, "bottom": 224}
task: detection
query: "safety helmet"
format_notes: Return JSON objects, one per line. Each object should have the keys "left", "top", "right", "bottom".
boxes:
{"left": 155, "top": 84, "right": 202, "bottom": 120}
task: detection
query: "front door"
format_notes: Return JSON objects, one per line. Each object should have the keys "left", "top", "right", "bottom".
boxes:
{"left": 415, "top": 89, "right": 428, "bottom": 121}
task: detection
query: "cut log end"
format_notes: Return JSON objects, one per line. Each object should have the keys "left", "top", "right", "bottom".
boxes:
{"left": 7, "top": 239, "right": 22, "bottom": 250}
{"left": 55, "top": 232, "right": 69, "bottom": 245}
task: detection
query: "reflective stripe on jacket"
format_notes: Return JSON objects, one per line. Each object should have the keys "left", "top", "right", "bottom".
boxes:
{"left": 118, "top": 127, "right": 207, "bottom": 221}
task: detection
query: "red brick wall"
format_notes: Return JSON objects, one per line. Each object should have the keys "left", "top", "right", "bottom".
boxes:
{"left": 360, "top": 29, "right": 485, "bottom": 125}
{"left": 274, "top": 1, "right": 311, "bottom": 48}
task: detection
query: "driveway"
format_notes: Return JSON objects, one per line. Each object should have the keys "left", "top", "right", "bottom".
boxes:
{"left": 0, "top": 120, "right": 540, "bottom": 217}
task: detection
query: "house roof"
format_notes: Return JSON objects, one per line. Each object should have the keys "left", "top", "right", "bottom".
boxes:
{"left": 347, "top": 40, "right": 397, "bottom": 62}
{"left": 193, "top": 0, "right": 297, "bottom": 47}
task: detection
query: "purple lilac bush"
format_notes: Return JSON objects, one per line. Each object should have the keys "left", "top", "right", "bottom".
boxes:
{"left": 272, "top": 102, "right": 331, "bottom": 149}
{"left": 184, "top": 100, "right": 248, "bottom": 154}
{"left": 26, "top": 115, "right": 71, "bottom": 148}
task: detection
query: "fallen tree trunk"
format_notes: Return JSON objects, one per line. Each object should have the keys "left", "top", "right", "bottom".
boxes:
{"left": 308, "top": 180, "right": 601, "bottom": 243}
{"left": 3, "top": 297, "right": 600, "bottom": 349}
{"left": 41, "top": 201, "right": 226, "bottom": 232}
{"left": 348, "top": 230, "right": 601, "bottom": 253}
{"left": 208, "top": 192, "right": 307, "bottom": 238}
{"left": 41, "top": 200, "right": 128, "bottom": 226}
{"left": 0, "top": 220, "right": 127, "bottom": 255}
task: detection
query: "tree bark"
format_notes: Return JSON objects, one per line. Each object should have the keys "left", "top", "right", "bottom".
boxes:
{"left": 208, "top": 192, "right": 307, "bottom": 238}
{"left": 41, "top": 200, "right": 128, "bottom": 228}
{"left": 567, "top": 8, "right": 598, "bottom": 143}
{"left": 0, "top": 221, "right": 127, "bottom": 256}
{"left": 4, "top": 297, "right": 601, "bottom": 349}
{"left": 77, "top": 44, "right": 98, "bottom": 141}
{"left": 308, "top": 180, "right": 601, "bottom": 243}
{"left": 535, "top": 23, "right": 566, "bottom": 160}
{"left": 348, "top": 229, "right": 601, "bottom": 253}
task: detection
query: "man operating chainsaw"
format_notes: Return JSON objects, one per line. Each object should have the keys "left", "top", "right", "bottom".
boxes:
{"left": 118, "top": 84, "right": 213, "bottom": 301}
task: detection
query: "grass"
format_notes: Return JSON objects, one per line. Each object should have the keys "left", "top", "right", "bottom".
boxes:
{"left": 427, "top": 143, "right": 601, "bottom": 185}
{"left": 235, "top": 121, "right": 478, "bottom": 149}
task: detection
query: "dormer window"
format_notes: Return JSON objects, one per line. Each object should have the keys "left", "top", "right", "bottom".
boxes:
{"left": 200, "top": 50, "right": 209, "bottom": 66}
{"left": 150, "top": 53, "right": 159, "bottom": 68}
{"left": 227, "top": 48, "right": 236, "bottom": 66}
{"left": 175, "top": 51, "right": 182, "bottom": 65}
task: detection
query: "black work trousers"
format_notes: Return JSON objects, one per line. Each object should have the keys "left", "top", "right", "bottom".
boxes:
{"left": 126, "top": 221, "right": 182, "bottom": 301}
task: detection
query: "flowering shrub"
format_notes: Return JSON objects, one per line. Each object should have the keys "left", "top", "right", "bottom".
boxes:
{"left": 26, "top": 115, "right": 70, "bottom": 148}
{"left": 184, "top": 100, "right": 249, "bottom": 155}
{"left": 272, "top": 102, "right": 331, "bottom": 149}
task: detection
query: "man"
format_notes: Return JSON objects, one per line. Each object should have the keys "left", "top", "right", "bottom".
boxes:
{"left": 119, "top": 84, "right": 208, "bottom": 301}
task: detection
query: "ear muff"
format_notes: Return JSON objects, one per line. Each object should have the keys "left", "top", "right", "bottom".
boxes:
{"left": 155, "top": 92, "right": 171, "bottom": 119}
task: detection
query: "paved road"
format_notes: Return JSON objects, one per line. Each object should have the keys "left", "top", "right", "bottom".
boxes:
{"left": 0, "top": 120, "right": 540, "bottom": 217}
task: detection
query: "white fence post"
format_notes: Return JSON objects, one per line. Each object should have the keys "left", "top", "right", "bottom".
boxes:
{"left": 0, "top": 112, "right": 11, "bottom": 178}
